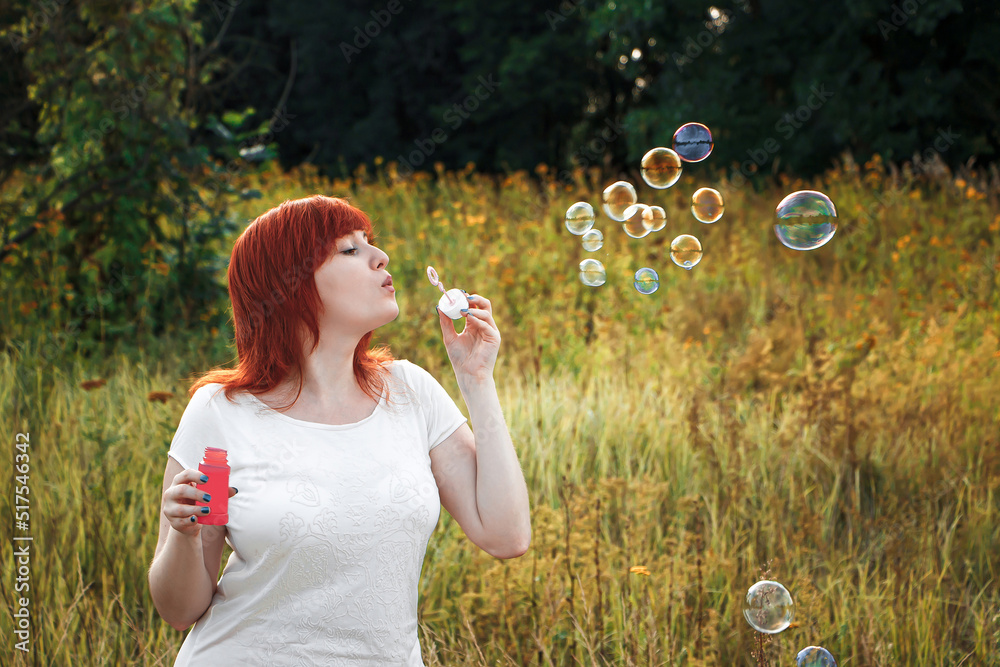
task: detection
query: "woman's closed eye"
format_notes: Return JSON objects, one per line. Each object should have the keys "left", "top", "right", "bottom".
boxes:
{"left": 341, "top": 247, "right": 358, "bottom": 256}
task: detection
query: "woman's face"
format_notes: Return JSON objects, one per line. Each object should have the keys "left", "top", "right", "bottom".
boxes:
{"left": 312, "top": 229, "right": 398, "bottom": 337}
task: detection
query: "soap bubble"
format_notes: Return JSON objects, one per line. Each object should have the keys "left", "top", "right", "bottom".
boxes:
{"left": 670, "top": 234, "right": 702, "bottom": 270}
{"left": 672, "top": 122, "right": 714, "bottom": 162}
{"left": 579, "top": 258, "right": 607, "bottom": 287}
{"left": 633, "top": 267, "right": 659, "bottom": 295}
{"left": 743, "top": 580, "right": 794, "bottom": 634}
{"left": 602, "top": 181, "right": 638, "bottom": 221}
{"left": 565, "top": 202, "right": 596, "bottom": 235}
{"left": 774, "top": 190, "right": 838, "bottom": 250}
{"left": 640, "top": 147, "right": 682, "bottom": 189}
{"left": 643, "top": 205, "right": 666, "bottom": 232}
{"left": 582, "top": 229, "right": 604, "bottom": 252}
{"left": 691, "top": 188, "right": 724, "bottom": 223}
{"left": 796, "top": 646, "right": 837, "bottom": 667}
{"left": 622, "top": 204, "right": 651, "bottom": 239}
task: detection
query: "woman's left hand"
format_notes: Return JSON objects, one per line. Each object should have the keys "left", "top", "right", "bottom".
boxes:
{"left": 436, "top": 292, "right": 501, "bottom": 384}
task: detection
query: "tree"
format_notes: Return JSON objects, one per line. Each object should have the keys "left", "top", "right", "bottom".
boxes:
{"left": 0, "top": 0, "right": 251, "bottom": 359}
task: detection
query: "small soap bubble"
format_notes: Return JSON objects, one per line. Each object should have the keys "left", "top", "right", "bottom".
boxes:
{"left": 672, "top": 122, "right": 714, "bottom": 162}
{"left": 670, "top": 234, "right": 702, "bottom": 270}
{"left": 640, "top": 147, "right": 682, "bottom": 189}
{"left": 579, "top": 258, "right": 607, "bottom": 287}
{"left": 691, "top": 187, "right": 724, "bottom": 223}
{"left": 602, "top": 181, "right": 638, "bottom": 221}
{"left": 565, "top": 202, "right": 596, "bottom": 235}
{"left": 775, "top": 190, "right": 838, "bottom": 250}
{"left": 796, "top": 646, "right": 837, "bottom": 667}
{"left": 581, "top": 229, "right": 604, "bottom": 252}
{"left": 643, "top": 205, "right": 666, "bottom": 232}
{"left": 633, "top": 267, "right": 659, "bottom": 294}
{"left": 622, "top": 203, "right": 651, "bottom": 238}
{"left": 743, "top": 580, "right": 794, "bottom": 634}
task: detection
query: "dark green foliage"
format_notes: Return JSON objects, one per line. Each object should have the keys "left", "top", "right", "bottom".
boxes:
{"left": 192, "top": 0, "right": 999, "bottom": 177}
{"left": 1, "top": 0, "right": 998, "bottom": 358}
{"left": 0, "top": 1, "right": 245, "bottom": 358}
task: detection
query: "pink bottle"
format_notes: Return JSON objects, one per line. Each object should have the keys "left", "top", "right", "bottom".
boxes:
{"left": 195, "top": 447, "right": 229, "bottom": 525}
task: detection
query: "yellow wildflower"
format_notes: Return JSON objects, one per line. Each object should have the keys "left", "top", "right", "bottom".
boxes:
{"left": 629, "top": 566, "right": 650, "bottom": 576}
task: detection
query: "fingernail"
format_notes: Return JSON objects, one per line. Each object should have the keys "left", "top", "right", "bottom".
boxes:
{"left": 190, "top": 516, "right": 196, "bottom": 523}
{"left": 461, "top": 308, "right": 469, "bottom": 314}
{"left": 231, "top": 487, "right": 239, "bottom": 494}
{"left": 466, "top": 295, "right": 475, "bottom": 301}
{"left": 201, "top": 507, "right": 210, "bottom": 514}
{"left": 202, "top": 493, "right": 211, "bottom": 502}
{"left": 200, "top": 474, "right": 208, "bottom": 483}
{"left": 461, "top": 289, "right": 468, "bottom": 294}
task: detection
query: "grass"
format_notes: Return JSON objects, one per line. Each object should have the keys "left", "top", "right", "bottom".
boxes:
{"left": 1, "top": 153, "right": 999, "bottom": 665}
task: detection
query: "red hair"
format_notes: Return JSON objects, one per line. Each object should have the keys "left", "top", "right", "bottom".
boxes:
{"left": 188, "top": 195, "right": 395, "bottom": 410}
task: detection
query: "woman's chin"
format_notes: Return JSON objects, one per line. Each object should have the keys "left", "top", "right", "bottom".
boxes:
{"left": 380, "top": 304, "right": 400, "bottom": 325}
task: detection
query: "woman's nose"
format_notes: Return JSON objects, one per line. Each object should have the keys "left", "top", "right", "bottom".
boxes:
{"left": 374, "top": 247, "right": 389, "bottom": 269}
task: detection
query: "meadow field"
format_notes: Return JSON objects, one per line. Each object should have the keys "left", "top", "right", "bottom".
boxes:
{"left": 2, "top": 155, "right": 999, "bottom": 665}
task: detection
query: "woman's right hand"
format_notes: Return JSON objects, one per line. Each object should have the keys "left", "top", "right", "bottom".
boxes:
{"left": 161, "top": 469, "right": 237, "bottom": 538}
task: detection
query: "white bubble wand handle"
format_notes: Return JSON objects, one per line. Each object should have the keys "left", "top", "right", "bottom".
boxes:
{"left": 426, "top": 265, "right": 469, "bottom": 319}
{"left": 426, "top": 266, "right": 455, "bottom": 305}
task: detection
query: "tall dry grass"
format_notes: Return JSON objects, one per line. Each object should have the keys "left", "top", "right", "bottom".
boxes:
{"left": 2, "top": 153, "right": 998, "bottom": 665}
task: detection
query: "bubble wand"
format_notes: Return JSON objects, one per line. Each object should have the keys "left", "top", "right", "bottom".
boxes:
{"left": 426, "top": 265, "right": 469, "bottom": 319}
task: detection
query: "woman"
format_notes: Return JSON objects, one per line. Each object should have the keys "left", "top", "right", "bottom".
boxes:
{"left": 147, "top": 195, "right": 531, "bottom": 666}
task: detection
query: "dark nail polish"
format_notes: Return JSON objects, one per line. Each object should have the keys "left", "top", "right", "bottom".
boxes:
{"left": 190, "top": 516, "right": 196, "bottom": 522}
{"left": 201, "top": 507, "right": 210, "bottom": 514}
{"left": 200, "top": 474, "right": 208, "bottom": 483}
{"left": 231, "top": 487, "right": 239, "bottom": 494}
{"left": 202, "top": 493, "right": 211, "bottom": 502}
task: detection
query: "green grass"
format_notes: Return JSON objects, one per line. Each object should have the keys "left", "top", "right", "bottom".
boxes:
{"left": 2, "top": 155, "right": 999, "bottom": 665}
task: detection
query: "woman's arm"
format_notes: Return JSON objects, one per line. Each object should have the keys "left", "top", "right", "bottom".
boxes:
{"left": 148, "top": 456, "right": 225, "bottom": 631}
{"left": 433, "top": 293, "right": 531, "bottom": 557}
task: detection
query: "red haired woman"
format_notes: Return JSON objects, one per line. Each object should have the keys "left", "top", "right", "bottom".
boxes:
{"left": 147, "top": 195, "right": 531, "bottom": 665}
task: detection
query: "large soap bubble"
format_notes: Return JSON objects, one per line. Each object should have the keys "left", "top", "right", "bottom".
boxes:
{"left": 691, "top": 187, "right": 724, "bottom": 223}
{"left": 643, "top": 205, "right": 666, "bottom": 232}
{"left": 581, "top": 229, "right": 603, "bottom": 251}
{"left": 565, "top": 202, "right": 596, "bottom": 235}
{"left": 622, "top": 204, "right": 651, "bottom": 239}
{"left": 602, "top": 181, "right": 638, "bottom": 222}
{"left": 640, "top": 147, "right": 682, "bottom": 189}
{"left": 796, "top": 646, "right": 837, "bottom": 667}
{"left": 670, "top": 234, "right": 703, "bottom": 270}
{"left": 774, "top": 190, "right": 837, "bottom": 250}
{"left": 579, "top": 258, "right": 607, "bottom": 287}
{"left": 633, "top": 267, "right": 659, "bottom": 295}
{"left": 743, "top": 580, "right": 794, "bottom": 634}
{"left": 672, "top": 122, "right": 714, "bottom": 162}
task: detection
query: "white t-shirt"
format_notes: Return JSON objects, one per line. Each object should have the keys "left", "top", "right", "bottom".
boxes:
{"left": 166, "top": 359, "right": 467, "bottom": 667}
